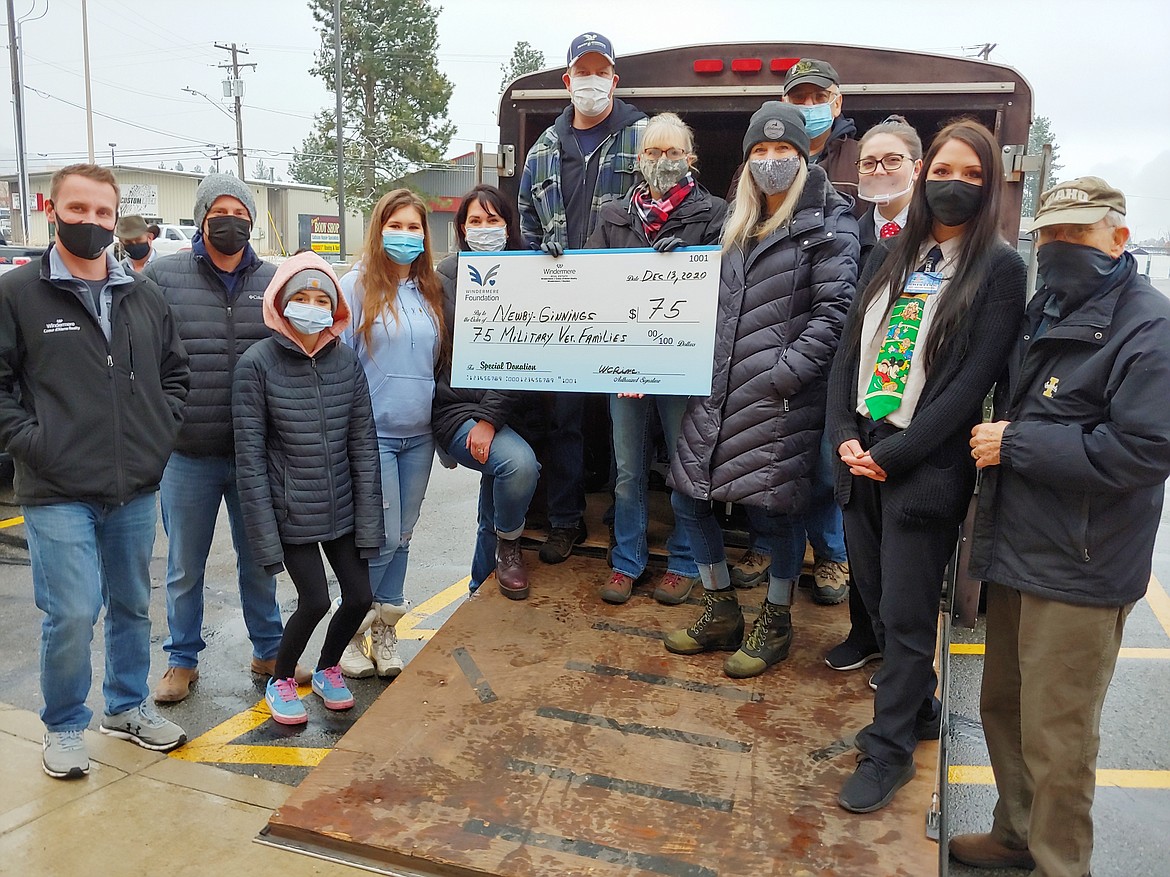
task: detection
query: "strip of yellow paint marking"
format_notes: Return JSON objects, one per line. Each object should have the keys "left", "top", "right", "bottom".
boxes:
{"left": 173, "top": 743, "right": 330, "bottom": 767}
{"left": 397, "top": 577, "right": 469, "bottom": 638}
{"left": 0, "top": 515, "right": 24, "bottom": 529}
{"left": 950, "top": 643, "right": 1170, "bottom": 660}
{"left": 951, "top": 765, "right": 1170, "bottom": 789}
{"left": 950, "top": 643, "right": 985, "bottom": 655}
{"left": 1146, "top": 574, "right": 1170, "bottom": 642}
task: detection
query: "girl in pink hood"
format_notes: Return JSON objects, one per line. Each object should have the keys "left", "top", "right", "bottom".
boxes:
{"left": 232, "top": 252, "right": 384, "bottom": 725}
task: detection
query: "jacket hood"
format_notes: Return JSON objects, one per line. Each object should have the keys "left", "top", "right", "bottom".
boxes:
{"left": 824, "top": 114, "right": 857, "bottom": 147}
{"left": 262, "top": 251, "right": 351, "bottom": 356}
{"left": 553, "top": 97, "right": 647, "bottom": 141}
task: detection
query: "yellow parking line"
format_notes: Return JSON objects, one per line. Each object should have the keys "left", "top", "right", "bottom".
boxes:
{"left": 174, "top": 743, "right": 330, "bottom": 767}
{"left": 951, "top": 643, "right": 1170, "bottom": 660}
{"left": 397, "top": 577, "right": 469, "bottom": 638}
{"left": 951, "top": 765, "right": 1170, "bottom": 789}
{"left": 1146, "top": 575, "right": 1170, "bottom": 641}
{"left": 0, "top": 515, "right": 24, "bottom": 529}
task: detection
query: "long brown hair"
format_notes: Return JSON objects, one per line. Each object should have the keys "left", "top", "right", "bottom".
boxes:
{"left": 355, "top": 188, "right": 444, "bottom": 351}
{"left": 850, "top": 119, "right": 1006, "bottom": 370}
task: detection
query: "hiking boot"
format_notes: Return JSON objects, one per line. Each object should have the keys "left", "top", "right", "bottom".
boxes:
{"left": 825, "top": 632, "right": 882, "bottom": 671}
{"left": 42, "top": 730, "right": 88, "bottom": 779}
{"left": 251, "top": 657, "right": 312, "bottom": 685}
{"left": 496, "top": 536, "right": 530, "bottom": 599}
{"left": 370, "top": 602, "right": 407, "bottom": 677}
{"left": 539, "top": 520, "right": 586, "bottom": 564}
{"left": 812, "top": 559, "right": 850, "bottom": 605}
{"left": 337, "top": 601, "right": 376, "bottom": 678}
{"left": 723, "top": 600, "right": 793, "bottom": 678}
{"left": 152, "top": 666, "right": 199, "bottom": 703}
{"left": 664, "top": 588, "right": 744, "bottom": 655}
{"left": 838, "top": 754, "right": 916, "bottom": 813}
{"left": 653, "top": 572, "right": 699, "bottom": 605}
{"left": 312, "top": 665, "right": 355, "bottom": 710}
{"left": 600, "top": 571, "right": 635, "bottom": 605}
{"left": 265, "top": 677, "right": 307, "bottom": 725}
{"left": 729, "top": 548, "right": 770, "bottom": 589}
{"left": 100, "top": 702, "right": 187, "bottom": 751}
{"left": 949, "top": 833, "right": 1036, "bottom": 870}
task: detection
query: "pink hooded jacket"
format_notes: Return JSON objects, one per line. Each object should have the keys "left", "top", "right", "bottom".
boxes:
{"left": 261, "top": 251, "right": 351, "bottom": 357}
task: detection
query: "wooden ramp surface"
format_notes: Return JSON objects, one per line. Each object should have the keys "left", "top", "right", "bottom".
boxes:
{"left": 264, "top": 555, "right": 939, "bottom": 876}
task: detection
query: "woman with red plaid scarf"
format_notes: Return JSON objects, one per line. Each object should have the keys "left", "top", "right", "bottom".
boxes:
{"left": 585, "top": 113, "right": 727, "bottom": 607}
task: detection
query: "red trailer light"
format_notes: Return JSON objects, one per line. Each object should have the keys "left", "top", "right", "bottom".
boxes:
{"left": 731, "top": 58, "right": 763, "bottom": 73}
{"left": 771, "top": 57, "right": 801, "bottom": 73}
{"left": 13, "top": 257, "right": 29, "bottom": 266}
{"left": 693, "top": 59, "right": 724, "bottom": 74}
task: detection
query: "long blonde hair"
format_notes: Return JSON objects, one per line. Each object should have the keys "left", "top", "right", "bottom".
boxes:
{"left": 721, "top": 158, "right": 808, "bottom": 252}
{"left": 355, "top": 189, "right": 444, "bottom": 352}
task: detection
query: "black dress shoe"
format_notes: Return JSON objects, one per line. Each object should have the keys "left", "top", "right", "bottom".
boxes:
{"left": 838, "top": 754, "right": 916, "bottom": 813}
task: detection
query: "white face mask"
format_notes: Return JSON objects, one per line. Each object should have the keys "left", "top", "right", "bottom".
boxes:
{"left": 465, "top": 226, "right": 508, "bottom": 252}
{"left": 569, "top": 74, "right": 613, "bottom": 117}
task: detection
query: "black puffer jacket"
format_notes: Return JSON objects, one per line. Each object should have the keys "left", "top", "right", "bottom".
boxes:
{"left": 146, "top": 247, "right": 275, "bottom": 458}
{"left": 670, "top": 164, "right": 859, "bottom": 513}
{"left": 433, "top": 256, "right": 522, "bottom": 451}
{"left": 233, "top": 334, "right": 383, "bottom": 572}
{"left": 585, "top": 182, "right": 727, "bottom": 249}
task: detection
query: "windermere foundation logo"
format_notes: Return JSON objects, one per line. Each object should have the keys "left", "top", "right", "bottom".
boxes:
{"left": 465, "top": 262, "right": 502, "bottom": 302}
{"left": 540, "top": 262, "right": 578, "bottom": 284}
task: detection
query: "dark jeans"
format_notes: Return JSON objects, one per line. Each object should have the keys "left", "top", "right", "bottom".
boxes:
{"left": 275, "top": 532, "right": 373, "bottom": 679}
{"left": 519, "top": 392, "right": 586, "bottom": 529}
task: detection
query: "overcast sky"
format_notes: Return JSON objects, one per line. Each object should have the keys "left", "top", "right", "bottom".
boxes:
{"left": 2, "top": 0, "right": 1168, "bottom": 237}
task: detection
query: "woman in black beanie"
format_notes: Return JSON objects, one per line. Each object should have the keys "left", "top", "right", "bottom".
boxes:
{"left": 665, "top": 102, "right": 859, "bottom": 679}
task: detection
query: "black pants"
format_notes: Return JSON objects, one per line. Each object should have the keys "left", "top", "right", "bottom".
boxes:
{"left": 274, "top": 532, "right": 372, "bottom": 680}
{"left": 842, "top": 433, "right": 958, "bottom": 766}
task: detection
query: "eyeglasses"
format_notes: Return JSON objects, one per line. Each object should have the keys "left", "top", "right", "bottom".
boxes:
{"left": 642, "top": 147, "right": 686, "bottom": 160}
{"left": 856, "top": 154, "right": 907, "bottom": 175}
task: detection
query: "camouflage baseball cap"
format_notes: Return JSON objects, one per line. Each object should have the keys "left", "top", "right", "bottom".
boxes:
{"left": 1029, "top": 176, "right": 1126, "bottom": 232}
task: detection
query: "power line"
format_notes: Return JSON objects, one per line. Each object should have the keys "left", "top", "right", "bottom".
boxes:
{"left": 214, "top": 42, "right": 255, "bottom": 179}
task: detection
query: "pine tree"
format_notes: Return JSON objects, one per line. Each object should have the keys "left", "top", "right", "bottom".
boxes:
{"left": 289, "top": 0, "right": 454, "bottom": 213}
{"left": 500, "top": 40, "right": 546, "bottom": 92}
{"left": 1022, "top": 116, "right": 1063, "bottom": 219}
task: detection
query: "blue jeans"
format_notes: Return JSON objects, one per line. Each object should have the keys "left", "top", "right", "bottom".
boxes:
{"left": 671, "top": 493, "right": 805, "bottom": 580}
{"left": 369, "top": 433, "right": 434, "bottom": 604}
{"left": 447, "top": 419, "right": 540, "bottom": 590}
{"left": 749, "top": 431, "right": 847, "bottom": 563}
{"left": 160, "top": 452, "right": 282, "bottom": 668}
{"left": 610, "top": 394, "right": 697, "bottom": 578}
{"left": 24, "top": 494, "right": 157, "bottom": 731}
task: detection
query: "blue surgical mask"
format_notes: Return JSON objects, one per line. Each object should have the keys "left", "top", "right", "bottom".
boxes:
{"left": 382, "top": 230, "right": 425, "bottom": 265}
{"left": 283, "top": 301, "right": 334, "bottom": 335}
{"left": 798, "top": 101, "right": 834, "bottom": 139}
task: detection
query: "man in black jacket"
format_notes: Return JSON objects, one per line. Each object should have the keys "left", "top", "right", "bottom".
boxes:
{"left": 145, "top": 174, "right": 305, "bottom": 703}
{"left": 955, "top": 178, "right": 1170, "bottom": 875}
{"left": 0, "top": 164, "right": 190, "bottom": 778}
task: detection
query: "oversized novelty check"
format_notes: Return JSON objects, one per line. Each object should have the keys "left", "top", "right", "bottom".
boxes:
{"left": 451, "top": 247, "right": 721, "bottom": 395}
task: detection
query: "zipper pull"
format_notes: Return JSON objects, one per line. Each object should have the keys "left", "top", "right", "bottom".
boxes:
{"left": 107, "top": 355, "right": 114, "bottom": 368}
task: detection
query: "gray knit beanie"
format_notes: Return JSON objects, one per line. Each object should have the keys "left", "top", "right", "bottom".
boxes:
{"left": 193, "top": 173, "right": 257, "bottom": 228}
{"left": 279, "top": 269, "right": 339, "bottom": 312}
{"left": 742, "top": 102, "right": 810, "bottom": 162}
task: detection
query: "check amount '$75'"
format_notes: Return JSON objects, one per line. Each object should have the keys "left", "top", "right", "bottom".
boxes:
{"left": 451, "top": 246, "right": 721, "bottom": 395}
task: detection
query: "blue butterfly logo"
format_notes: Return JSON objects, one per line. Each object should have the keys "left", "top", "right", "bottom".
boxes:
{"left": 468, "top": 264, "right": 500, "bottom": 287}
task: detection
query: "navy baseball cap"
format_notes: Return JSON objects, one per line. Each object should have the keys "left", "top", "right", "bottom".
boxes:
{"left": 567, "top": 32, "right": 615, "bottom": 68}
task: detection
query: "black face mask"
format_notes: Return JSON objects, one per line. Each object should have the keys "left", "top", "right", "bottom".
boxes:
{"left": 53, "top": 214, "right": 114, "bottom": 261}
{"left": 124, "top": 241, "right": 151, "bottom": 261}
{"left": 925, "top": 179, "right": 983, "bottom": 227}
{"left": 1036, "top": 240, "right": 1119, "bottom": 306}
{"left": 205, "top": 214, "right": 252, "bottom": 256}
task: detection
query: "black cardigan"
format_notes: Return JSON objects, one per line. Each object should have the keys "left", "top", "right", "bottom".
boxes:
{"left": 826, "top": 238, "right": 1026, "bottom": 524}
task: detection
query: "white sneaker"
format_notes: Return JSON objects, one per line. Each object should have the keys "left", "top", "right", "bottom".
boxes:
{"left": 335, "top": 600, "right": 376, "bottom": 679}
{"left": 370, "top": 602, "right": 407, "bottom": 678}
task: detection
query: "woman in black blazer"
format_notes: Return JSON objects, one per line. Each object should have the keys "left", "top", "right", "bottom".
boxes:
{"left": 826, "top": 120, "right": 1026, "bottom": 813}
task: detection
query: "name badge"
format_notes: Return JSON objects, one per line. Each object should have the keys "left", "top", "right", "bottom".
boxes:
{"left": 903, "top": 271, "right": 943, "bottom": 296}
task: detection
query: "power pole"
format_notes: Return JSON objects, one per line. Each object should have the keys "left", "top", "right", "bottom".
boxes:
{"left": 333, "top": 0, "right": 346, "bottom": 262}
{"left": 81, "top": 0, "right": 94, "bottom": 162}
{"left": 6, "top": 0, "right": 31, "bottom": 243}
{"left": 214, "top": 42, "right": 255, "bottom": 179}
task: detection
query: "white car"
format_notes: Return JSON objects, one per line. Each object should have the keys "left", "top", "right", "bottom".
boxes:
{"left": 152, "top": 224, "right": 197, "bottom": 255}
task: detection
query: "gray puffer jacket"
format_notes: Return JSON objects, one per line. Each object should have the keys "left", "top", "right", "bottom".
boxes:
{"left": 146, "top": 247, "right": 275, "bottom": 458}
{"left": 670, "top": 164, "right": 859, "bottom": 514}
{"left": 233, "top": 335, "right": 383, "bottom": 572}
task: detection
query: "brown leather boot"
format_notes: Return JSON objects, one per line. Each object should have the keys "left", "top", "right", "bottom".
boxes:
{"left": 948, "top": 833, "right": 1035, "bottom": 870}
{"left": 251, "top": 658, "right": 312, "bottom": 685}
{"left": 495, "top": 536, "right": 529, "bottom": 600}
{"left": 153, "top": 666, "right": 199, "bottom": 703}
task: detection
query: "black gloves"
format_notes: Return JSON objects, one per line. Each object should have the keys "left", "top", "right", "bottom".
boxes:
{"left": 540, "top": 240, "right": 564, "bottom": 258}
{"left": 652, "top": 235, "right": 686, "bottom": 253}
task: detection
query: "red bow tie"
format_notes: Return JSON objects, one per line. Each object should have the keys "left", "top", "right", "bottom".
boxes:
{"left": 879, "top": 221, "right": 901, "bottom": 239}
